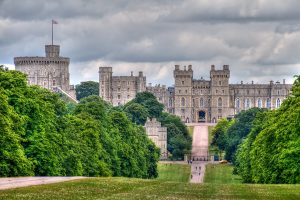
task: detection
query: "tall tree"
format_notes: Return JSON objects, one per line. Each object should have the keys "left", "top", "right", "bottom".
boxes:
{"left": 75, "top": 81, "right": 99, "bottom": 100}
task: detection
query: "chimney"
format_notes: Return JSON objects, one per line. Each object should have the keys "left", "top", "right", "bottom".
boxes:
{"left": 241, "top": 81, "right": 243, "bottom": 84}
{"left": 131, "top": 71, "right": 133, "bottom": 76}
{"left": 139, "top": 71, "right": 143, "bottom": 77}
{"left": 175, "top": 65, "right": 180, "bottom": 70}
{"left": 283, "top": 79, "right": 285, "bottom": 84}
{"left": 188, "top": 65, "right": 192, "bottom": 71}
{"left": 211, "top": 65, "right": 215, "bottom": 71}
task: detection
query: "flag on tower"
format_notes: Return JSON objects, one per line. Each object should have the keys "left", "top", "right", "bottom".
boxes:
{"left": 52, "top": 19, "right": 58, "bottom": 24}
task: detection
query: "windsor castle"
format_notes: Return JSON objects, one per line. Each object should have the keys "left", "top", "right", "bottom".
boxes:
{"left": 14, "top": 44, "right": 292, "bottom": 123}
{"left": 99, "top": 65, "right": 292, "bottom": 123}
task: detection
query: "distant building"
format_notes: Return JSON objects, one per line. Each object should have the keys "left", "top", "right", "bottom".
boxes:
{"left": 99, "top": 67, "right": 146, "bottom": 106}
{"left": 14, "top": 44, "right": 76, "bottom": 99}
{"left": 173, "top": 64, "right": 292, "bottom": 123}
{"left": 144, "top": 118, "right": 168, "bottom": 160}
{"left": 98, "top": 66, "right": 292, "bottom": 123}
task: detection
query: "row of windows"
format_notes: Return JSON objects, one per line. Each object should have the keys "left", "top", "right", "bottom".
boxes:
{"left": 180, "top": 97, "right": 222, "bottom": 107}
{"left": 235, "top": 98, "right": 281, "bottom": 109}
{"left": 236, "top": 89, "right": 287, "bottom": 95}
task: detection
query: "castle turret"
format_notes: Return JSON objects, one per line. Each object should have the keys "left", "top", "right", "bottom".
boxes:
{"left": 99, "top": 67, "right": 113, "bottom": 103}
{"left": 137, "top": 71, "right": 146, "bottom": 92}
{"left": 45, "top": 45, "right": 60, "bottom": 57}
{"left": 173, "top": 65, "right": 193, "bottom": 122}
{"left": 14, "top": 44, "right": 73, "bottom": 98}
{"left": 210, "top": 65, "right": 231, "bottom": 123}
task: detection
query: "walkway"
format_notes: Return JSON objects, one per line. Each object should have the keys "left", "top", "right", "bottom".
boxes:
{"left": 0, "top": 177, "right": 86, "bottom": 190}
{"left": 190, "top": 125, "right": 209, "bottom": 183}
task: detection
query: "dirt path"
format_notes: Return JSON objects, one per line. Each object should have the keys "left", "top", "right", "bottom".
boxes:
{"left": 0, "top": 177, "right": 86, "bottom": 190}
{"left": 190, "top": 125, "right": 209, "bottom": 183}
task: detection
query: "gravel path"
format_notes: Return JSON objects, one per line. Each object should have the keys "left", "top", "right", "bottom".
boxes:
{"left": 190, "top": 124, "right": 209, "bottom": 183}
{"left": 0, "top": 177, "right": 86, "bottom": 190}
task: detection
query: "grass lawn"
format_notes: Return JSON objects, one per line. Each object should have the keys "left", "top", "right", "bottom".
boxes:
{"left": 0, "top": 164, "right": 299, "bottom": 200}
{"left": 187, "top": 126, "right": 194, "bottom": 137}
{"left": 204, "top": 163, "right": 242, "bottom": 184}
{"left": 157, "top": 163, "right": 190, "bottom": 182}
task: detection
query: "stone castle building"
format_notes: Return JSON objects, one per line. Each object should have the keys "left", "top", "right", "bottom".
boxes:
{"left": 99, "top": 67, "right": 146, "bottom": 106}
{"left": 144, "top": 118, "right": 168, "bottom": 160}
{"left": 14, "top": 44, "right": 76, "bottom": 100}
{"left": 99, "top": 65, "right": 292, "bottom": 123}
{"left": 173, "top": 64, "right": 292, "bottom": 123}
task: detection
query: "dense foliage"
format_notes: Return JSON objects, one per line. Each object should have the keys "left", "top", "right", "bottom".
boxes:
{"left": 213, "top": 75, "right": 300, "bottom": 183}
{"left": 0, "top": 66, "right": 159, "bottom": 178}
{"left": 123, "top": 92, "right": 192, "bottom": 160}
{"left": 211, "top": 108, "right": 266, "bottom": 163}
{"left": 75, "top": 81, "right": 99, "bottom": 100}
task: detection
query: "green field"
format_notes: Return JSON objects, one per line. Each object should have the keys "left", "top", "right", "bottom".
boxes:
{"left": 157, "top": 163, "right": 190, "bottom": 182}
{"left": 0, "top": 164, "right": 299, "bottom": 200}
{"left": 187, "top": 126, "right": 194, "bottom": 136}
{"left": 204, "top": 164, "right": 242, "bottom": 184}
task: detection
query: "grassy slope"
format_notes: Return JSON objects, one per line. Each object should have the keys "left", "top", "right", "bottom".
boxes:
{"left": 157, "top": 163, "right": 190, "bottom": 182}
{"left": 204, "top": 164, "right": 242, "bottom": 184}
{"left": 0, "top": 164, "right": 300, "bottom": 200}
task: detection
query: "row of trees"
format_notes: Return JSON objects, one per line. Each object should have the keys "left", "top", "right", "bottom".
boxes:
{"left": 211, "top": 76, "right": 300, "bottom": 184}
{"left": 0, "top": 66, "right": 159, "bottom": 178}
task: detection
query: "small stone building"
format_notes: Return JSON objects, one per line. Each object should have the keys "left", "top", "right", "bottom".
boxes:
{"left": 144, "top": 118, "right": 168, "bottom": 160}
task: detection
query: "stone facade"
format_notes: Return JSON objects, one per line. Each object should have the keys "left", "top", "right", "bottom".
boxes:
{"left": 98, "top": 65, "right": 292, "bottom": 123}
{"left": 14, "top": 45, "right": 75, "bottom": 98}
{"left": 99, "top": 67, "right": 146, "bottom": 106}
{"left": 173, "top": 65, "right": 292, "bottom": 123}
{"left": 146, "top": 84, "right": 175, "bottom": 114}
{"left": 144, "top": 118, "right": 168, "bottom": 160}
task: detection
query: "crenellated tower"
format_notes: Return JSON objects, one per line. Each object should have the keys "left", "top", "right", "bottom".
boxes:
{"left": 173, "top": 65, "right": 193, "bottom": 122}
{"left": 210, "top": 65, "right": 232, "bottom": 122}
{"left": 99, "top": 67, "right": 113, "bottom": 103}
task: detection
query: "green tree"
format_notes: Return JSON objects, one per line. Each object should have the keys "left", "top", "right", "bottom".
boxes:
{"left": 211, "top": 118, "right": 232, "bottom": 159}
{"left": 250, "top": 76, "right": 300, "bottom": 183}
{"left": 132, "top": 92, "right": 164, "bottom": 118}
{"left": 0, "top": 90, "right": 33, "bottom": 176}
{"left": 75, "top": 81, "right": 99, "bottom": 100}
{"left": 225, "top": 108, "right": 266, "bottom": 162}
{"left": 124, "top": 102, "right": 149, "bottom": 125}
{"left": 234, "top": 111, "right": 268, "bottom": 182}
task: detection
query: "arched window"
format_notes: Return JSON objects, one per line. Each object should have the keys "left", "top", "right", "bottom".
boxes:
{"left": 218, "top": 97, "right": 222, "bottom": 107}
{"left": 200, "top": 98, "right": 204, "bottom": 107}
{"left": 267, "top": 98, "right": 271, "bottom": 109}
{"left": 181, "top": 97, "right": 185, "bottom": 107}
{"left": 246, "top": 98, "right": 250, "bottom": 109}
{"left": 236, "top": 98, "right": 240, "bottom": 108}
{"left": 276, "top": 98, "right": 281, "bottom": 108}
{"left": 258, "top": 98, "right": 262, "bottom": 108}
{"left": 169, "top": 98, "right": 173, "bottom": 107}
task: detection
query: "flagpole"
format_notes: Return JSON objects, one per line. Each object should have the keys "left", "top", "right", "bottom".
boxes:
{"left": 52, "top": 20, "right": 53, "bottom": 45}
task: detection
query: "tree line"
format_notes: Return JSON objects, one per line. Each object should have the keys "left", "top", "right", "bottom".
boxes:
{"left": 211, "top": 75, "right": 300, "bottom": 184}
{"left": 0, "top": 66, "right": 159, "bottom": 178}
{"left": 76, "top": 82, "right": 192, "bottom": 160}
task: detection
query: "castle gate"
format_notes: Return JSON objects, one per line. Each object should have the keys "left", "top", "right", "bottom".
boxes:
{"left": 198, "top": 111, "right": 206, "bottom": 122}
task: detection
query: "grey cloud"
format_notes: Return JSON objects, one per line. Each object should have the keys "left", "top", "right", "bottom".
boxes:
{"left": 1, "top": 0, "right": 300, "bottom": 86}
{"left": 160, "top": 0, "right": 300, "bottom": 23}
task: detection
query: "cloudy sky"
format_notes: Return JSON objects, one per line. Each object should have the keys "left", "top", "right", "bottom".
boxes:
{"left": 1, "top": 0, "right": 300, "bottom": 86}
